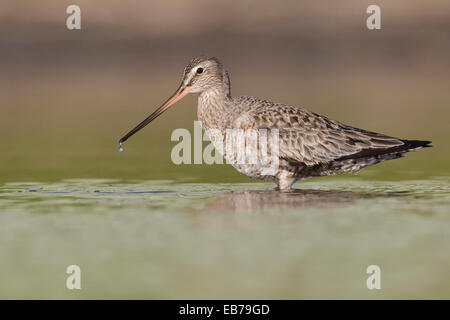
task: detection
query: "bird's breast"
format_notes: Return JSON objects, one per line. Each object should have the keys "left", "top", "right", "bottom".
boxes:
{"left": 197, "top": 93, "right": 231, "bottom": 131}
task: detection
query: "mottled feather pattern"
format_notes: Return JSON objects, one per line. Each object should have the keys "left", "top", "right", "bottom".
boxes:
{"left": 230, "top": 96, "right": 405, "bottom": 166}
{"left": 119, "top": 55, "right": 430, "bottom": 190}
{"left": 190, "top": 56, "right": 430, "bottom": 190}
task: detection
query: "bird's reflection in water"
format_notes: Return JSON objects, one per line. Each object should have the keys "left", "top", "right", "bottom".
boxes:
{"left": 204, "top": 189, "right": 371, "bottom": 214}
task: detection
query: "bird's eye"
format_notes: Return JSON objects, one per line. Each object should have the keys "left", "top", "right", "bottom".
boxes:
{"left": 196, "top": 67, "right": 204, "bottom": 74}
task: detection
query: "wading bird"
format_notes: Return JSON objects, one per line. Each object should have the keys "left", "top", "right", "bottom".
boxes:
{"left": 119, "top": 56, "right": 431, "bottom": 191}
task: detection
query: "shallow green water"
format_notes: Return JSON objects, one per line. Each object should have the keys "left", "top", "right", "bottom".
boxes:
{"left": 0, "top": 178, "right": 449, "bottom": 299}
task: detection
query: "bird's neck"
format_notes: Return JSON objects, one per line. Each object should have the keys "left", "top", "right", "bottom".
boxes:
{"left": 197, "top": 88, "right": 232, "bottom": 130}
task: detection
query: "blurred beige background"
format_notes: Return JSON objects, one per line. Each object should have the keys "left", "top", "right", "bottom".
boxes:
{"left": 1, "top": 0, "right": 449, "bottom": 182}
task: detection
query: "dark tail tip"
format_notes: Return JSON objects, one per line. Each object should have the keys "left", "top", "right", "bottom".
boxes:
{"left": 401, "top": 139, "right": 432, "bottom": 150}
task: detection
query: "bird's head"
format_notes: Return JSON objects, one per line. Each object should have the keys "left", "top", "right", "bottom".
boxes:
{"left": 118, "top": 56, "right": 230, "bottom": 147}
{"left": 180, "top": 56, "right": 230, "bottom": 94}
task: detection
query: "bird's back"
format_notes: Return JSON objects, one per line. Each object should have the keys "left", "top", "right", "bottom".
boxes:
{"left": 230, "top": 95, "right": 430, "bottom": 167}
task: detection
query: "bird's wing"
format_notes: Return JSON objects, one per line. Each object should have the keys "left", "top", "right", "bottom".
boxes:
{"left": 232, "top": 102, "right": 404, "bottom": 166}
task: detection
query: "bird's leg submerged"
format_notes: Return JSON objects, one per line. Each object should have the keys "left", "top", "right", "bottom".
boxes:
{"left": 275, "top": 171, "right": 297, "bottom": 191}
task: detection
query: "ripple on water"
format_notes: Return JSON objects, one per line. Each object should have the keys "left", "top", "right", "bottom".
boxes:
{"left": 0, "top": 178, "right": 449, "bottom": 299}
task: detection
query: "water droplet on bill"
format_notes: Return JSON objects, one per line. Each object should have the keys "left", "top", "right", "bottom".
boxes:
{"left": 118, "top": 142, "right": 123, "bottom": 152}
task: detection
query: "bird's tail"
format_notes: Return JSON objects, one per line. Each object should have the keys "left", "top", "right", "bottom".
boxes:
{"left": 337, "top": 139, "right": 432, "bottom": 161}
{"left": 399, "top": 139, "right": 432, "bottom": 151}
{"left": 326, "top": 139, "right": 432, "bottom": 176}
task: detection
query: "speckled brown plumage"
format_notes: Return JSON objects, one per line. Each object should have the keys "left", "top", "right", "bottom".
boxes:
{"left": 120, "top": 56, "right": 431, "bottom": 191}
{"left": 190, "top": 56, "right": 431, "bottom": 190}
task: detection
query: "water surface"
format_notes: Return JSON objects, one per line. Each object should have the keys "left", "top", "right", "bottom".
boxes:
{"left": 1, "top": 178, "right": 449, "bottom": 299}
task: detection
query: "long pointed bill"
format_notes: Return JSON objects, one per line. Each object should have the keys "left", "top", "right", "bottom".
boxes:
{"left": 119, "top": 85, "right": 189, "bottom": 146}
